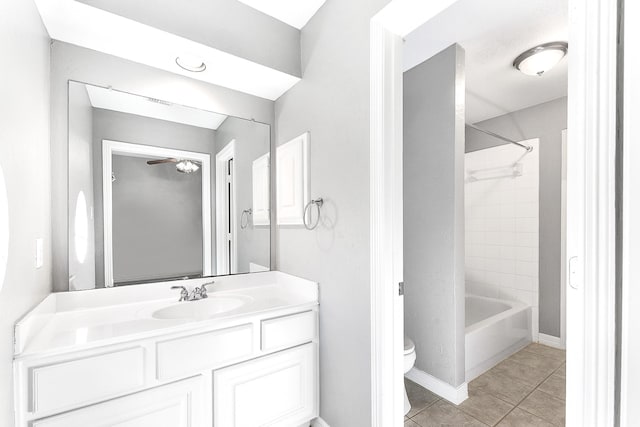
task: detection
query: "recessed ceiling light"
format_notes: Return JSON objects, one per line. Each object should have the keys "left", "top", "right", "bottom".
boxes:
{"left": 175, "top": 55, "right": 207, "bottom": 73}
{"left": 513, "top": 42, "right": 568, "bottom": 77}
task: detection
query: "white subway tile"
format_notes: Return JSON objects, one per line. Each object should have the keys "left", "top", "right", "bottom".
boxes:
{"left": 516, "top": 260, "right": 539, "bottom": 277}
{"left": 516, "top": 217, "right": 539, "bottom": 233}
{"left": 516, "top": 232, "right": 539, "bottom": 247}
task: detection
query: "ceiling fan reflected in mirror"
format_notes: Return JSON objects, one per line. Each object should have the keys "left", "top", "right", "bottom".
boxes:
{"left": 146, "top": 158, "right": 201, "bottom": 173}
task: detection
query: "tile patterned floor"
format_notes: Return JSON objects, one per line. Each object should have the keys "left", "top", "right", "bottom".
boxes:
{"left": 405, "top": 343, "right": 566, "bottom": 426}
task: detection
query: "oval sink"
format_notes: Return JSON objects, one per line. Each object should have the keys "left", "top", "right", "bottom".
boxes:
{"left": 152, "top": 296, "right": 248, "bottom": 320}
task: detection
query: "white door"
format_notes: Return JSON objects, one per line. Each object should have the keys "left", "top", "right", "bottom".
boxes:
{"left": 213, "top": 344, "right": 318, "bottom": 427}
{"left": 31, "top": 377, "right": 204, "bottom": 427}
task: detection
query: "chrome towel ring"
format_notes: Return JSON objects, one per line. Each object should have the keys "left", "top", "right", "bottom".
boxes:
{"left": 303, "top": 198, "right": 323, "bottom": 230}
{"left": 240, "top": 208, "right": 252, "bottom": 229}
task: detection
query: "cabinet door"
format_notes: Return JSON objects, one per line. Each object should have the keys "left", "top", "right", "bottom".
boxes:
{"left": 32, "top": 376, "right": 204, "bottom": 427}
{"left": 214, "top": 343, "right": 318, "bottom": 427}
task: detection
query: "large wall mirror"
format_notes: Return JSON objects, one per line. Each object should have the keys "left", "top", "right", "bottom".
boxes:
{"left": 68, "top": 81, "right": 271, "bottom": 290}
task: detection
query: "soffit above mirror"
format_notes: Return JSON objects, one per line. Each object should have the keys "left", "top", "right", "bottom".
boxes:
{"left": 76, "top": 0, "right": 302, "bottom": 76}
{"left": 35, "top": 0, "right": 301, "bottom": 100}
{"left": 236, "top": 0, "right": 326, "bottom": 29}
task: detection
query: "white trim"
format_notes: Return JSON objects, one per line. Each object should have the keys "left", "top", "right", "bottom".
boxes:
{"left": 565, "top": 0, "right": 618, "bottom": 425}
{"left": 538, "top": 333, "right": 565, "bottom": 350}
{"left": 405, "top": 368, "right": 468, "bottom": 405}
{"left": 621, "top": 1, "right": 640, "bottom": 424}
{"left": 561, "top": 129, "right": 568, "bottom": 350}
{"left": 215, "top": 140, "right": 238, "bottom": 275}
{"left": 369, "top": 18, "right": 405, "bottom": 427}
{"left": 101, "top": 140, "right": 212, "bottom": 287}
{"left": 310, "top": 417, "right": 330, "bottom": 427}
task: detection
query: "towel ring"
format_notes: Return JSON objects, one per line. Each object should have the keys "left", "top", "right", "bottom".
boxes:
{"left": 240, "top": 209, "right": 252, "bottom": 229}
{"left": 303, "top": 198, "right": 323, "bottom": 230}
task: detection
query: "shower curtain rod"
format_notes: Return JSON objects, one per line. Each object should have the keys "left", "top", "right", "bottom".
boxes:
{"left": 467, "top": 123, "right": 533, "bottom": 152}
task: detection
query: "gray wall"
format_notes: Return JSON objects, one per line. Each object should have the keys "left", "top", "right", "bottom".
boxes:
{"left": 274, "top": 0, "right": 389, "bottom": 424}
{"left": 78, "top": 0, "right": 301, "bottom": 77}
{"left": 112, "top": 156, "right": 203, "bottom": 283}
{"left": 403, "top": 45, "right": 466, "bottom": 387}
{"left": 90, "top": 108, "right": 217, "bottom": 288}
{"left": 0, "top": 0, "right": 51, "bottom": 425}
{"left": 51, "top": 42, "right": 276, "bottom": 292}
{"left": 68, "top": 83, "right": 96, "bottom": 290}
{"left": 216, "top": 117, "right": 271, "bottom": 272}
{"left": 466, "top": 96, "right": 567, "bottom": 337}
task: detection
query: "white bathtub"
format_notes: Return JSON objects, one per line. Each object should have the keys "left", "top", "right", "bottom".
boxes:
{"left": 465, "top": 295, "right": 531, "bottom": 382}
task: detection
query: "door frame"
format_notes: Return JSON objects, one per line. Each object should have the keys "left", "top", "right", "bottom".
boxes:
{"left": 102, "top": 139, "right": 212, "bottom": 287}
{"left": 215, "top": 139, "right": 237, "bottom": 275}
{"left": 369, "top": 0, "right": 619, "bottom": 425}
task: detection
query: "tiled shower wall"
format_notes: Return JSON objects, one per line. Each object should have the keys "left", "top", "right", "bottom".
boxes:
{"left": 465, "top": 140, "right": 540, "bottom": 339}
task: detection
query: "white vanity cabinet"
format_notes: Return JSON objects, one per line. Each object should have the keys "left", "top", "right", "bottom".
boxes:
{"left": 14, "top": 294, "right": 319, "bottom": 427}
{"left": 14, "top": 272, "right": 319, "bottom": 427}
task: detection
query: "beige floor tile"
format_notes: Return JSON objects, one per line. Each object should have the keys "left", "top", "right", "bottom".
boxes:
{"left": 406, "top": 379, "right": 441, "bottom": 417}
{"left": 405, "top": 419, "right": 421, "bottom": 427}
{"left": 491, "top": 358, "right": 556, "bottom": 387}
{"left": 537, "top": 374, "right": 565, "bottom": 401}
{"left": 507, "top": 350, "right": 563, "bottom": 372}
{"left": 496, "top": 408, "right": 556, "bottom": 427}
{"left": 457, "top": 389, "right": 514, "bottom": 426}
{"left": 412, "top": 400, "right": 487, "bottom": 427}
{"left": 522, "top": 343, "right": 566, "bottom": 362}
{"left": 554, "top": 363, "right": 566, "bottom": 378}
{"left": 405, "top": 379, "right": 441, "bottom": 418}
{"left": 469, "top": 371, "right": 534, "bottom": 405}
{"left": 518, "top": 390, "right": 566, "bottom": 426}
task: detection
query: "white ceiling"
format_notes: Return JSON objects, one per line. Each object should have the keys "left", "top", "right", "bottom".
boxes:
{"left": 236, "top": 0, "right": 326, "bottom": 29}
{"left": 404, "top": 0, "right": 568, "bottom": 123}
{"left": 35, "top": 0, "right": 301, "bottom": 101}
{"left": 85, "top": 85, "right": 228, "bottom": 130}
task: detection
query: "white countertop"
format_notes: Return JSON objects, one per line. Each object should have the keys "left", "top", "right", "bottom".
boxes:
{"left": 15, "top": 271, "right": 318, "bottom": 359}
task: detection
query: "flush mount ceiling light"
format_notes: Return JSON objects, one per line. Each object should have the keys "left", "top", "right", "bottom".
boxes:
{"left": 175, "top": 55, "right": 207, "bottom": 73}
{"left": 513, "top": 42, "right": 568, "bottom": 76}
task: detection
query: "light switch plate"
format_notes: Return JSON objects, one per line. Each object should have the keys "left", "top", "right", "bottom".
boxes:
{"left": 35, "top": 238, "right": 43, "bottom": 269}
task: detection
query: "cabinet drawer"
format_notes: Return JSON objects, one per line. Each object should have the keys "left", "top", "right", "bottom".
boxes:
{"left": 156, "top": 324, "right": 253, "bottom": 380}
{"left": 31, "top": 376, "right": 204, "bottom": 427}
{"left": 29, "top": 347, "right": 145, "bottom": 415}
{"left": 261, "top": 310, "right": 317, "bottom": 352}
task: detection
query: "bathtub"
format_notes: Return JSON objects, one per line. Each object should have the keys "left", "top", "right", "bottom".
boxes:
{"left": 465, "top": 295, "right": 531, "bottom": 382}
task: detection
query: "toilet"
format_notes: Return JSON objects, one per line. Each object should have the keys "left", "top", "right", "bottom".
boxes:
{"left": 404, "top": 337, "right": 416, "bottom": 415}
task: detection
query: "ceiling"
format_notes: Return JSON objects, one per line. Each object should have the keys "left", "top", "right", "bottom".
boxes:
{"left": 236, "top": 0, "right": 326, "bottom": 29}
{"left": 85, "top": 85, "right": 228, "bottom": 130}
{"left": 404, "top": 0, "right": 568, "bottom": 123}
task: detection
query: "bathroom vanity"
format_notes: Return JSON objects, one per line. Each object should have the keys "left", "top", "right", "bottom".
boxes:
{"left": 13, "top": 272, "right": 319, "bottom": 427}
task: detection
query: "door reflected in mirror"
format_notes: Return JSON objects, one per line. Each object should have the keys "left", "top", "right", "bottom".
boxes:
{"left": 68, "top": 81, "right": 271, "bottom": 291}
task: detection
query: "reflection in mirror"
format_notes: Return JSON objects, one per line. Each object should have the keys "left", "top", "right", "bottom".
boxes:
{"left": 68, "top": 81, "right": 271, "bottom": 291}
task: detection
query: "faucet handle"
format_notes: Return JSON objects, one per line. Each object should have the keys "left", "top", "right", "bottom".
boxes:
{"left": 171, "top": 285, "right": 189, "bottom": 301}
{"left": 197, "top": 281, "right": 216, "bottom": 299}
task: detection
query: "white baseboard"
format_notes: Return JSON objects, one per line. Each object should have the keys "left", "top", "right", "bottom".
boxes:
{"left": 405, "top": 368, "right": 468, "bottom": 405}
{"left": 538, "top": 333, "right": 565, "bottom": 350}
{"left": 310, "top": 417, "right": 330, "bottom": 427}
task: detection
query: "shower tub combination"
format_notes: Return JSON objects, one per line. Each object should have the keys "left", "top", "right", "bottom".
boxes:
{"left": 465, "top": 295, "right": 531, "bottom": 382}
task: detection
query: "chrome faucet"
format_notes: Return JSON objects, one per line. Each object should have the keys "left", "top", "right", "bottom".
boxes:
{"left": 171, "top": 281, "right": 215, "bottom": 302}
